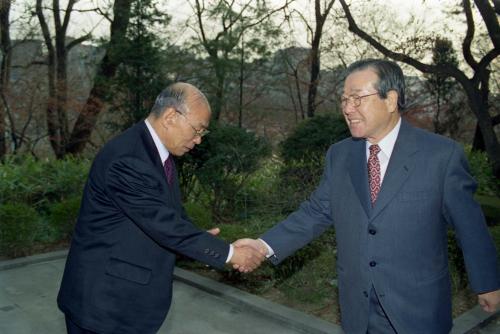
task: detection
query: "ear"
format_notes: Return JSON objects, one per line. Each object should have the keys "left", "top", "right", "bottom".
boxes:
{"left": 161, "top": 107, "right": 177, "bottom": 125}
{"left": 385, "top": 90, "right": 398, "bottom": 113}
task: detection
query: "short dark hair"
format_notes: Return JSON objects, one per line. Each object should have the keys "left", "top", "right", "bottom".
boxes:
{"left": 345, "top": 59, "right": 406, "bottom": 111}
{"left": 150, "top": 84, "right": 188, "bottom": 117}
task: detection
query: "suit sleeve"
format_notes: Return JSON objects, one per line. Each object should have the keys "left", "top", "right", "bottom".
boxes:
{"left": 443, "top": 143, "right": 500, "bottom": 293}
{"left": 105, "top": 157, "right": 229, "bottom": 269}
{"left": 261, "top": 147, "right": 335, "bottom": 264}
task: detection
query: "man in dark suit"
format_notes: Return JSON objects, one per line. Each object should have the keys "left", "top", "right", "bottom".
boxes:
{"left": 235, "top": 59, "right": 500, "bottom": 333}
{"left": 58, "top": 83, "right": 264, "bottom": 334}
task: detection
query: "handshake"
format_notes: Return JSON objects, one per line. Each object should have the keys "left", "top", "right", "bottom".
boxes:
{"left": 229, "top": 238, "right": 268, "bottom": 273}
{"left": 206, "top": 228, "right": 268, "bottom": 273}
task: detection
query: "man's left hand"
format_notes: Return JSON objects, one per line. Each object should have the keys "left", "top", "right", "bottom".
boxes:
{"left": 478, "top": 289, "right": 500, "bottom": 313}
{"left": 207, "top": 227, "right": 220, "bottom": 236}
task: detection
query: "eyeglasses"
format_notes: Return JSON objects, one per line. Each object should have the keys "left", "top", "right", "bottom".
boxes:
{"left": 340, "top": 92, "right": 379, "bottom": 108}
{"left": 175, "top": 110, "right": 210, "bottom": 138}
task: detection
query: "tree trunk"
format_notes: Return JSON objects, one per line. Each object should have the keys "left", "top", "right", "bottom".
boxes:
{"left": 212, "top": 60, "right": 225, "bottom": 121}
{"left": 238, "top": 36, "right": 244, "bottom": 128}
{"left": 462, "top": 83, "right": 500, "bottom": 177}
{"left": 66, "top": 0, "right": 134, "bottom": 155}
{"left": 0, "top": 0, "right": 11, "bottom": 158}
{"left": 56, "top": 33, "right": 69, "bottom": 155}
{"left": 307, "top": 48, "right": 320, "bottom": 118}
{"left": 306, "top": 0, "right": 335, "bottom": 118}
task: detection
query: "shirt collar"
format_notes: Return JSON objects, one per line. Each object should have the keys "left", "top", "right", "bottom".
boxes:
{"left": 367, "top": 117, "right": 401, "bottom": 158}
{"left": 145, "top": 119, "right": 170, "bottom": 163}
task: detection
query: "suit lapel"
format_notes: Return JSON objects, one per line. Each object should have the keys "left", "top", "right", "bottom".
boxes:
{"left": 370, "top": 120, "right": 419, "bottom": 220}
{"left": 138, "top": 121, "right": 172, "bottom": 190}
{"left": 170, "top": 158, "right": 183, "bottom": 202}
{"left": 136, "top": 121, "right": 165, "bottom": 174}
{"left": 349, "top": 138, "right": 371, "bottom": 217}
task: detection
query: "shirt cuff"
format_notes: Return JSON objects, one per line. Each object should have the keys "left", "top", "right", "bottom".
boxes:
{"left": 225, "top": 244, "right": 234, "bottom": 263}
{"left": 258, "top": 238, "right": 275, "bottom": 258}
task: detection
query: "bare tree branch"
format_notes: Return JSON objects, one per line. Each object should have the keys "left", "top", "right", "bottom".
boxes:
{"left": 474, "top": 0, "right": 500, "bottom": 49}
{"left": 462, "top": 0, "right": 478, "bottom": 69}
{"left": 66, "top": 33, "right": 92, "bottom": 50}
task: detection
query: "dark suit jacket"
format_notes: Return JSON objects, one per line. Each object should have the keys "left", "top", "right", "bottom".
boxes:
{"left": 262, "top": 120, "right": 499, "bottom": 333}
{"left": 57, "top": 121, "right": 229, "bottom": 334}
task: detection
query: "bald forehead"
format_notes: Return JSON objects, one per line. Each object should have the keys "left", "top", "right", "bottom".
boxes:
{"left": 170, "top": 83, "right": 210, "bottom": 115}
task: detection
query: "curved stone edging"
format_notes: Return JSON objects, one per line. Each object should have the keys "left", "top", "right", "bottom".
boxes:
{"left": 1, "top": 250, "right": 497, "bottom": 334}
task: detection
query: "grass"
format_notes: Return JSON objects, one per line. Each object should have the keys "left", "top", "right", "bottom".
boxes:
{"left": 476, "top": 195, "right": 500, "bottom": 225}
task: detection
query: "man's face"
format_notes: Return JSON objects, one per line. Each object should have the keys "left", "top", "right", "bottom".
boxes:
{"left": 342, "top": 68, "right": 398, "bottom": 144}
{"left": 164, "top": 102, "right": 210, "bottom": 156}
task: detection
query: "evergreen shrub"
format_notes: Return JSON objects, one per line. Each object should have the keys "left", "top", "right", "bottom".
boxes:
{"left": 0, "top": 203, "right": 40, "bottom": 257}
{"left": 179, "top": 124, "right": 271, "bottom": 222}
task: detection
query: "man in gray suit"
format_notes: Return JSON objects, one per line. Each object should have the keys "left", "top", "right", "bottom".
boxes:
{"left": 235, "top": 59, "right": 500, "bottom": 333}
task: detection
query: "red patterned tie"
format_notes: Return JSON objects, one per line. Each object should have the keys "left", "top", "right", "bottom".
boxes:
{"left": 368, "top": 144, "right": 381, "bottom": 205}
{"left": 164, "top": 155, "right": 173, "bottom": 185}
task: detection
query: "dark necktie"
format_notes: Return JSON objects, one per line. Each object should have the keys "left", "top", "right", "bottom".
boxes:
{"left": 164, "top": 155, "right": 174, "bottom": 185}
{"left": 368, "top": 144, "right": 381, "bottom": 205}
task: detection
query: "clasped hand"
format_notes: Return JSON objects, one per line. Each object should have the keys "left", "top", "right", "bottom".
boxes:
{"left": 229, "top": 238, "right": 268, "bottom": 273}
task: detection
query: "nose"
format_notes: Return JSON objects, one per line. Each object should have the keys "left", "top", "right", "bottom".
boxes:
{"left": 343, "top": 103, "right": 356, "bottom": 115}
{"left": 193, "top": 135, "right": 202, "bottom": 145}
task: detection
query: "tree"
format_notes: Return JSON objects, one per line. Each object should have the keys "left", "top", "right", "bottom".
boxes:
{"left": 278, "top": 47, "right": 309, "bottom": 121}
{"left": 339, "top": 0, "right": 500, "bottom": 178}
{"left": 36, "top": 0, "right": 91, "bottom": 158}
{"left": 425, "top": 37, "right": 461, "bottom": 136}
{"left": 0, "top": 0, "right": 11, "bottom": 158}
{"left": 108, "top": 0, "right": 169, "bottom": 130}
{"left": 296, "top": 0, "right": 336, "bottom": 118}
{"left": 66, "top": 0, "right": 134, "bottom": 155}
{"left": 190, "top": 0, "right": 291, "bottom": 121}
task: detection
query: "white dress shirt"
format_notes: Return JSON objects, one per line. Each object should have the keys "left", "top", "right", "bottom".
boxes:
{"left": 366, "top": 118, "right": 401, "bottom": 184}
{"left": 144, "top": 120, "right": 233, "bottom": 262}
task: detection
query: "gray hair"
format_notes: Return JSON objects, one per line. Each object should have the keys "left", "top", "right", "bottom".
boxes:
{"left": 345, "top": 59, "right": 406, "bottom": 111}
{"left": 150, "top": 84, "right": 189, "bottom": 117}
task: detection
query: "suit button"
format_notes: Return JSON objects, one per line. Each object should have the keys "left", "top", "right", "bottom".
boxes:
{"left": 204, "top": 248, "right": 210, "bottom": 254}
{"left": 214, "top": 253, "right": 220, "bottom": 259}
{"left": 363, "top": 291, "right": 369, "bottom": 298}
{"left": 369, "top": 261, "right": 377, "bottom": 267}
{"left": 368, "top": 228, "right": 376, "bottom": 235}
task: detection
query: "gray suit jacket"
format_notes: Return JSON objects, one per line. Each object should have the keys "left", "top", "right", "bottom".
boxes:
{"left": 262, "top": 120, "right": 499, "bottom": 333}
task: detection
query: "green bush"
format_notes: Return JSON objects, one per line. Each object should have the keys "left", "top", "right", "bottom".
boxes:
{"left": 447, "top": 229, "right": 467, "bottom": 288}
{"left": 184, "top": 201, "right": 213, "bottom": 230}
{"left": 0, "top": 155, "right": 90, "bottom": 212}
{"left": 48, "top": 196, "right": 82, "bottom": 240}
{"left": 272, "top": 229, "right": 336, "bottom": 283}
{"left": 475, "top": 195, "right": 500, "bottom": 226}
{"left": 0, "top": 155, "right": 89, "bottom": 258}
{"left": 0, "top": 203, "right": 40, "bottom": 257}
{"left": 464, "top": 145, "right": 499, "bottom": 196}
{"left": 179, "top": 124, "right": 271, "bottom": 222}
{"left": 279, "top": 113, "right": 349, "bottom": 212}
{"left": 490, "top": 225, "right": 500, "bottom": 250}
{"left": 280, "top": 113, "right": 350, "bottom": 164}
{"left": 0, "top": 155, "right": 50, "bottom": 208}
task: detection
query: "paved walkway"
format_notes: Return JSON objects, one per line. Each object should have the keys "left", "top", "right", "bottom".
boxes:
{"left": 0, "top": 251, "right": 498, "bottom": 334}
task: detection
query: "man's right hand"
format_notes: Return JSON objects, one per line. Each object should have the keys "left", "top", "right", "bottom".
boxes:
{"left": 233, "top": 238, "right": 268, "bottom": 256}
{"left": 229, "top": 242, "right": 266, "bottom": 273}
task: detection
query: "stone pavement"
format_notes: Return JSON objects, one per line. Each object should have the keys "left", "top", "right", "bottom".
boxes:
{"left": 0, "top": 250, "right": 498, "bottom": 334}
